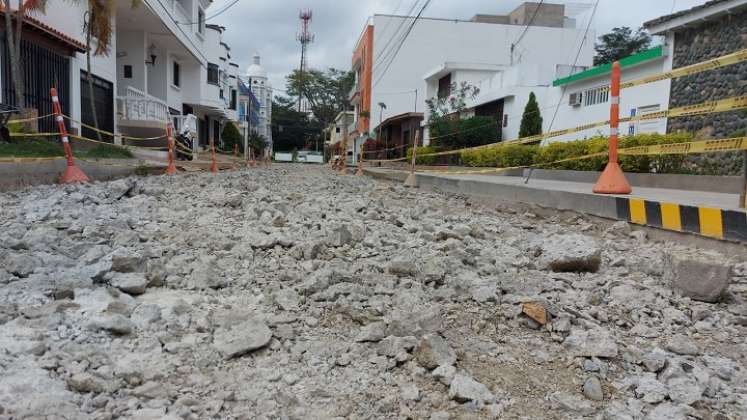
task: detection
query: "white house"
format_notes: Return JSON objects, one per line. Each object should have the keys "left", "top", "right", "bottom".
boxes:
{"left": 442, "top": 45, "right": 671, "bottom": 144}
{"left": 1, "top": 0, "right": 245, "bottom": 152}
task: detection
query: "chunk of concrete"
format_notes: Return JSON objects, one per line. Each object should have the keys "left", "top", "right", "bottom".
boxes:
{"left": 664, "top": 252, "right": 732, "bottom": 303}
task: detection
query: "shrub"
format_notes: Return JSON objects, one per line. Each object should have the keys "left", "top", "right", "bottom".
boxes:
{"left": 431, "top": 116, "right": 498, "bottom": 150}
{"left": 221, "top": 123, "right": 242, "bottom": 153}
{"left": 519, "top": 92, "right": 542, "bottom": 138}
{"left": 459, "top": 132, "right": 696, "bottom": 174}
{"left": 461, "top": 144, "right": 538, "bottom": 167}
{"left": 406, "top": 146, "right": 438, "bottom": 165}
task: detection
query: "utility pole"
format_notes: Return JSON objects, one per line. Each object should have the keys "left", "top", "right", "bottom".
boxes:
{"left": 378, "top": 102, "right": 386, "bottom": 158}
{"left": 296, "top": 9, "right": 314, "bottom": 113}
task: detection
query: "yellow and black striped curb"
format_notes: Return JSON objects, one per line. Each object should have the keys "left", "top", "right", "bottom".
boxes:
{"left": 616, "top": 198, "right": 747, "bottom": 242}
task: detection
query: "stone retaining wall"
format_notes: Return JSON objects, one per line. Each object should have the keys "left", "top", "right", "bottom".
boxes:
{"left": 668, "top": 7, "right": 747, "bottom": 175}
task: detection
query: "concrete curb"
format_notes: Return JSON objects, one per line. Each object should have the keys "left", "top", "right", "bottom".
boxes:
{"left": 365, "top": 168, "right": 747, "bottom": 244}
{"left": 0, "top": 158, "right": 151, "bottom": 191}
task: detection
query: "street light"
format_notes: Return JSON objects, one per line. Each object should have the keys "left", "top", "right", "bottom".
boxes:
{"left": 378, "top": 102, "right": 386, "bottom": 158}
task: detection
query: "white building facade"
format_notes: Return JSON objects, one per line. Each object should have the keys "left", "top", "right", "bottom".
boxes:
{"left": 366, "top": 3, "right": 595, "bottom": 137}
{"left": 438, "top": 45, "right": 671, "bottom": 144}
{"left": 0, "top": 0, "right": 245, "bottom": 152}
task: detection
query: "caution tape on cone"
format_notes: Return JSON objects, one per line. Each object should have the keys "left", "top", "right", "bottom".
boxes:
{"left": 413, "top": 94, "right": 747, "bottom": 160}
{"left": 364, "top": 156, "right": 410, "bottom": 163}
{"left": 618, "top": 136, "right": 747, "bottom": 156}
{"left": 61, "top": 115, "right": 168, "bottom": 141}
{"left": 401, "top": 136, "right": 747, "bottom": 176}
{"left": 6, "top": 113, "right": 55, "bottom": 124}
{"left": 0, "top": 156, "right": 66, "bottom": 163}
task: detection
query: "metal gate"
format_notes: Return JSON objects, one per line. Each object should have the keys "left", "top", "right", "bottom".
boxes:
{"left": 80, "top": 71, "right": 114, "bottom": 142}
{"left": 1, "top": 35, "right": 70, "bottom": 134}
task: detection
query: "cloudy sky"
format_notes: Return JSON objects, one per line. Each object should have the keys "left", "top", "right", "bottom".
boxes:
{"left": 212, "top": 0, "right": 709, "bottom": 96}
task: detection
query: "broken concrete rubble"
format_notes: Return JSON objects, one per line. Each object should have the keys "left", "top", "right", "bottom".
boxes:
{"left": 0, "top": 166, "right": 743, "bottom": 420}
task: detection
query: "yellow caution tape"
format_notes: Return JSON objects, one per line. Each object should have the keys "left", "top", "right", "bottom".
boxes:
{"left": 401, "top": 136, "right": 747, "bottom": 175}
{"left": 62, "top": 115, "right": 168, "bottom": 141}
{"left": 621, "top": 48, "right": 747, "bottom": 89}
{"left": 9, "top": 132, "right": 60, "bottom": 137}
{"left": 364, "top": 156, "right": 410, "bottom": 163}
{"left": 0, "top": 156, "right": 65, "bottom": 163}
{"left": 68, "top": 134, "right": 168, "bottom": 151}
{"left": 6, "top": 113, "right": 55, "bottom": 124}
{"left": 618, "top": 136, "right": 747, "bottom": 156}
{"left": 363, "top": 143, "right": 410, "bottom": 155}
{"left": 414, "top": 95, "right": 747, "bottom": 160}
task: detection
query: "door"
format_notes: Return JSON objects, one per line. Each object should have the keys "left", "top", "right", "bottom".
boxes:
{"left": 80, "top": 71, "right": 114, "bottom": 142}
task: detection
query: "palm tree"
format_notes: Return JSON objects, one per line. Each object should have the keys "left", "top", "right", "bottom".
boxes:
{"left": 2, "top": 0, "right": 47, "bottom": 113}
{"left": 80, "top": 0, "right": 141, "bottom": 142}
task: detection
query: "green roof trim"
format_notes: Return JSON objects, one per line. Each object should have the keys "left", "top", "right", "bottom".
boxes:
{"left": 552, "top": 46, "right": 664, "bottom": 87}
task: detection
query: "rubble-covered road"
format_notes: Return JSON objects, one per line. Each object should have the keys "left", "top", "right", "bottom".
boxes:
{"left": 1, "top": 165, "right": 746, "bottom": 420}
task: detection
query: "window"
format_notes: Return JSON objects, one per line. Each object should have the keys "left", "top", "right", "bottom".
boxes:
{"left": 438, "top": 73, "right": 452, "bottom": 99}
{"left": 219, "top": 88, "right": 224, "bottom": 99}
{"left": 336, "top": 127, "right": 340, "bottom": 133}
{"left": 197, "top": 8, "right": 205, "bottom": 34}
{"left": 172, "top": 61, "right": 180, "bottom": 87}
{"left": 230, "top": 89, "right": 237, "bottom": 109}
{"left": 207, "top": 63, "right": 219, "bottom": 85}
{"left": 582, "top": 85, "right": 610, "bottom": 107}
{"left": 123, "top": 65, "right": 132, "bottom": 79}
{"left": 502, "top": 114, "right": 508, "bottom": 127}
{"left": 636, "top": 104, "right": 662, "bottom": 134}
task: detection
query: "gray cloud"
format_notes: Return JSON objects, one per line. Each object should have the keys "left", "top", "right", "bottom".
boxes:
{"left": 212, "top": 0, "right": 708, "bottom": 97}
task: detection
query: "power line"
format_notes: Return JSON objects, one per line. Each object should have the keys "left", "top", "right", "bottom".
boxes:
{"left": 510, "top": 0, "right": 544, "bottom": 65}
{"left": 372, "top": 0, "right": 426, "bottom": 75}
{"left": 373, "top": 0, "right": 432, "bottom": 89}
{"left": 372, "top": 0, "right": 405, "bottom": 52}
{"left": 177, "top": 0, "right": 242, "bottom": 25}
{"left": 524, "top": 0, "right": 600, "bottom": 184}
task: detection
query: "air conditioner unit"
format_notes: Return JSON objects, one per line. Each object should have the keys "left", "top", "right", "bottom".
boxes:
{"left": 569, "top": 92, "right": 582, "bottom": 107}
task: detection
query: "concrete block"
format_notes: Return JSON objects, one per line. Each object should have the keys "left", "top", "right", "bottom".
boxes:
{"left": 664, "top": 252, "right": 733, "bottom": 303}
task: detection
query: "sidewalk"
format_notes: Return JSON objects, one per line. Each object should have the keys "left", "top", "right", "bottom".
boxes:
{"left": 364, "top": 167, "right": 747, "bottom": 243}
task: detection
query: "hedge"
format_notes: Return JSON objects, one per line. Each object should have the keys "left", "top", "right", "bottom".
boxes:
{"left": 406, "top": 146, "right": 438, "bottom": 165}
{"left": 430, "top": 116, "right": 498, "bottom": 150}
{"left": 459, "top": 133, "right": 695, "bottom": 173}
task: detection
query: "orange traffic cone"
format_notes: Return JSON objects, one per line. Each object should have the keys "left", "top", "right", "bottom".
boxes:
{"left": 209, "top": 140, "right": 219, "bottom": 173}
{"left": 165, "top": 123, "right": 177, "bottom": 175}
{"left": 51, "top": 88, "right": 89, "bottom": 184}
{"left": 593, "top": 61, "right": 631, "bottom": 194}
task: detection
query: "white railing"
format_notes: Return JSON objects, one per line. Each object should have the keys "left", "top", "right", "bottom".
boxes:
{"left": 117, "top": 86, "right": 169, "bottom": 123}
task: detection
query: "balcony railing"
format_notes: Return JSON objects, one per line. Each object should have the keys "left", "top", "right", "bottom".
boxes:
{"left": 117, "top": 86, "right": 169, "bottom": 123}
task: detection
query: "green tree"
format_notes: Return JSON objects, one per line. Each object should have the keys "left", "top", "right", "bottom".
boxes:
{"left": 271, "top": 97, "right": 324, "bottom": 152}
{"left": 426, "top": 82, "right": 490, "bottom": 149}
{"left": 594, "top": 27, "right": 652, "bottom": 66}
{"left": 248, "top": 132, "right": 268, "bottom": 156}
{"left": 285, "top": 68, "right": 354, "bottom": 126}
{"left": 519, "top": 92, "right": 543, "bottom": 138}
{"left": 221, "top": 122, "right": 242, "bottom": 152}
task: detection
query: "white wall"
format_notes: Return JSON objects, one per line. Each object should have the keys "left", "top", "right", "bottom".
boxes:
{"left": 370, "top": 15, "right": 595, "bottom": 130}
{"left": 116, "top": 31, "right": 147, "bottom": 95}
{"left": 167, "top": 54, "right": 184, "bottom": 111}
{"left": 545, "top": 58, "right": 670, "bottom": 143}
{"left": 147, "top": 44, "right": 168, "bottom": 101}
